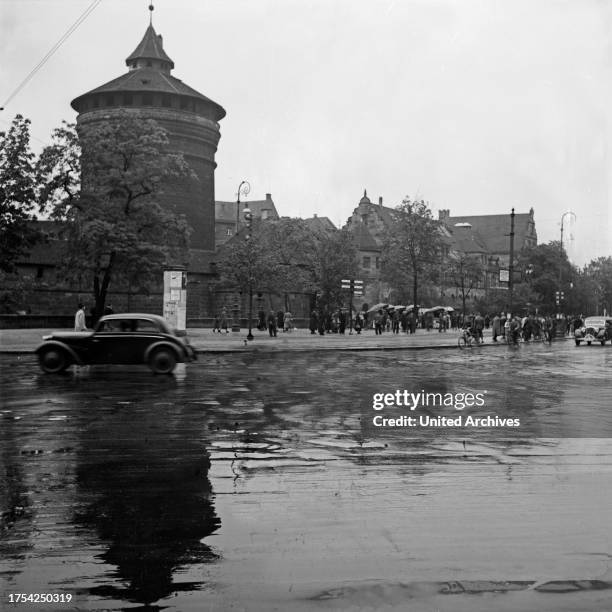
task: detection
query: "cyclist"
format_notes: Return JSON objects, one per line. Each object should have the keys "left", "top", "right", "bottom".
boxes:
{"left": 509, "top": 316, "right": 521, "bottom": 345}
{"left": 543, "top": 316, "right": 554, "bottom": 343}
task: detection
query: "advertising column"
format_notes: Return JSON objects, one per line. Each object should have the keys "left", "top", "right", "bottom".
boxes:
{"left": 163, "top": 267, "right": 187, "bottom": 331}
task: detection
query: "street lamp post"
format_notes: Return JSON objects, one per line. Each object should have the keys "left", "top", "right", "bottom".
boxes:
{"left": 231, "top": 181, "right": 251, "bottom": 332}
{"left": 557, "top": 211, "right": 576, "bottom": 323}
{"left": 243, "top": 204, "right": 254, "bottom": 341}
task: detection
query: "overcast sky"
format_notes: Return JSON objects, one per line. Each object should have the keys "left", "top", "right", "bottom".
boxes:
{"left": 1, "top": 0, "right": 610, "bottom": 265}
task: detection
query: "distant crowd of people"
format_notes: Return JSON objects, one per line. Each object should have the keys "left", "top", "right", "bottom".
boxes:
{"left": 207, "top": 304, "right": 588, "bottom": 342}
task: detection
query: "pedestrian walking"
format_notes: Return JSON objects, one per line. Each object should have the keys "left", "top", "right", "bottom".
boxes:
{"left": 277, "top": 310, "right": 285, "bottom": 332}
{"left": 220, "top": 307, "right": 229, "bottom": 333}
{"left": 267, "top": 309, "right": 278, "bottom": 337}
{"left": 374, "top": 310, "right": 384, "bottom": 335}
{"left": 212, "top": 313, "right": 220, "bottom": 333}
{"left": 309, "top": 310, "right": 319, "bottom": 335}
{"left": 258, "top": 309, "right": 266, "bottom": 331}
{"left": 492, "top": 313, "right": 501, "bottom": 342}
{"left": 339, "top": 309, "right": 346, "bottom": 334}
{"left": 74, "top": 303, "right": 87, "bottom": 331}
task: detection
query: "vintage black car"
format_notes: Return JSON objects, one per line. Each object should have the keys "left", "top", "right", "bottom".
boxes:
{"left": 36, "top": 313, "right": 196, "bottom": 374}
{"left": 574, "top": 316, "right": 612, "bottom": 346}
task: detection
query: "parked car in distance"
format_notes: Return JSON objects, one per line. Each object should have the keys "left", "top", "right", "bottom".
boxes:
{"left": 36, "top": 313, "right": 196, "bottom": 374}
{"left": 574, "top": 316, "right": 612, "bottom": 346}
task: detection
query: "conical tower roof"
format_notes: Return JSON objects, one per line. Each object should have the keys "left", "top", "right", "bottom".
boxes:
{"left": 125, "top": 24, "right": 174, "bottom": 69}
{"left": 71, "top": 23, "right": 225, "bottom": 121}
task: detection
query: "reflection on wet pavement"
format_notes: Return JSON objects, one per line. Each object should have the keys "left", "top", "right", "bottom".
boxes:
{"left": 1, "top": 343, "right": 612, "bottom": 611}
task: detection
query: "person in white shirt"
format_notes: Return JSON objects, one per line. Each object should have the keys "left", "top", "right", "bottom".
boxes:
{"left": 74, "top": 303, "right": 87, "bottom": 331}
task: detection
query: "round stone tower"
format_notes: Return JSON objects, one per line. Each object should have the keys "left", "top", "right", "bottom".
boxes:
{"left": 70, "top": 22, "right": 225, "bottom": 252}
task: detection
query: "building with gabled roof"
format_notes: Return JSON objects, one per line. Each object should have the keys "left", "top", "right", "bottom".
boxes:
{"left": 343, "top": 191, "right": 539, "bottom": 307}
{"left": 215, "top": 194, "right": 279, "bottom": 246}
{"left": 302, "top": 215, "right": 337, "bottom": 238}
{"left": 439, "top": 208, "right": 537, "bottom": 266}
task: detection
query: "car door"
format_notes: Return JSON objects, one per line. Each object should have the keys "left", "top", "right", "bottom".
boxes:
{"left": 131, "top": 318, "right": 163, "bottom": 362}
{"left": 89, "top": 320, "right": 122, "bottom": 363}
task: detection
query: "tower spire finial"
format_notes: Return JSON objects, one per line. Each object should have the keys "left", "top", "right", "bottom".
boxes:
{"left": 148, "top": 2, "right": 154, "bottom": 25}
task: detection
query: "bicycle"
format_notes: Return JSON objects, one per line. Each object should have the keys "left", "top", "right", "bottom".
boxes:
{"left": 540, "top": 328, "right": 553, "bottom": 344}
{"left": 458, "top": 327, "right": 480, "bottom": 349}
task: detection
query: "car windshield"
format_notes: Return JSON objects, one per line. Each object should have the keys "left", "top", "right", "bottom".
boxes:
{"left": 585, "top": 318, "right": 606, "bottom": 328}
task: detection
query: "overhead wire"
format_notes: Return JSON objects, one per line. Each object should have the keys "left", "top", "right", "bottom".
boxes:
{"left": 1, "top": 0, "right": 103, "bottom": 111}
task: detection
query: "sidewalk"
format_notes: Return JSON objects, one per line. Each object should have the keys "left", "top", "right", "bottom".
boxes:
{"left": 0, "top": 326, "right": 536, "bottom": 354}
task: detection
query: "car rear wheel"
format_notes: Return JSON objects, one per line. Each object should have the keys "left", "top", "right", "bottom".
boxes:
{"left": 148, "top": 348, "right": 176, "bottom": 374}
{"left": 39, "top": 347, "right": 69, "bottom": 373}
{"left": 575, "top": 339, "right": 581, "bottom": 346}
{"left": 587, "top": 341, "right": 591, "bottom": 346}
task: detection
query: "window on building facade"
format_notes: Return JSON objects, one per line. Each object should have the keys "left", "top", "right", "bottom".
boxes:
{"left": 226, "top": 228, "right": 232, "bottom": 236}
{"left": 363, "top": 256, "right": 371, "bottom": 268}
{"left": 123, "top": 93, "right": 133, "bottom": 105}
{"left": 375, "top": 257, "right": 380, "bottom": 269}
{"left": 162, "top": 94, "right": 171, "bottom": 107}
{"left": 142, "top": 93, "right": 153, "bottom": 106}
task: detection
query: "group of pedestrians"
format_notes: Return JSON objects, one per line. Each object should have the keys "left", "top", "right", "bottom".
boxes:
{"left": 207, "top": 303, "right": 584, "bottom": 344}
{"left": 262, "top": 310, "right": 294, "bottom": 337}
{"left": 488, "top": 313, "right": 557, "bottom": 345}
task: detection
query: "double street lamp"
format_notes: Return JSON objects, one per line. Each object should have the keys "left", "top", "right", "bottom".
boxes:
{"left": 243, "top": 204, "right": 254, "bottom": 341}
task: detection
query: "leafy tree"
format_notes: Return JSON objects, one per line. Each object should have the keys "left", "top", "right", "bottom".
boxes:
{"left": 514, "top": 241, "right": 574, "bottom": 314}
{"left": 264, "top": 218, "right": 319, "bottom": 310}
{"left": 216, "top": 217, "right": 278, "bottom": 294}
{"left": 583, "top": 256, "right": 612, "bottom": 315}
{"left": 380, "top": 198, "right": 443, "bottom": 309}
{"left": 449, "top": 253, "right": 485, "bottom": 316}
{"left": 36, "top": 120, "right": 80, "bottom": 214}
{"left": 312, "top": 228, "right": 358, "bottom": 313}
{"left": 38, "top": 113, "right": 192, "bottom": 318}
{"left": 216, "top": 220, "right": 357, "bottom": 314}
{"left": 0, "top": 114, "right": 40, "bottom": 272}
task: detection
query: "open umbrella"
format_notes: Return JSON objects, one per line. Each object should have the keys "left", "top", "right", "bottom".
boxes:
{"left": 366, "top": 303, "right": 388, "bottom": 314}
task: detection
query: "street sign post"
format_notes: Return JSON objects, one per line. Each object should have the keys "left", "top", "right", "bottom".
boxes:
{"left": 340, "top": 279, "right": 363, "bottom": 333}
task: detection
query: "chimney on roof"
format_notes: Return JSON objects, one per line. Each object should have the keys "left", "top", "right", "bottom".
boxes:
{"left": 314, "top": 213, "right": 317, "bottom": 218}
{"left": 439, "top": 209, "right": 450, "bottom": 221}
{"left": 379, "top": 196, "right": 383, "bottom": 206}
{"left": 266, "top": 193, "right": 272, "bottom": 201}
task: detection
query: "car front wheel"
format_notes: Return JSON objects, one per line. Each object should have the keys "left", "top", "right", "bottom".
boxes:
{"left": 39, "top": 347, "right": 69, "bottom": 373}
{"left": 575, "top": 339, "right": 581, "bottom": 346}
{"left": 148, "top": 348, "right": 176, "bottom": 374}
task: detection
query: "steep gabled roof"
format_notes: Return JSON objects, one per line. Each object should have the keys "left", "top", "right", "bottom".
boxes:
{"left": 215, "top": 196, "right": 279, "bottom": 222}
{"left": 443, "top": 212, "right": 535, "bottom": 253}
{"left": 448, "top": 226, "right": 489, "bottom": 254}
{"left": 302, "top": 216, "right": 336, "bottom": 237}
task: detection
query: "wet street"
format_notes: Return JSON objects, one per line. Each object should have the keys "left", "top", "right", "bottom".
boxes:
{"left": 1, "top": 342, "right": 612, "bottom": 611}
